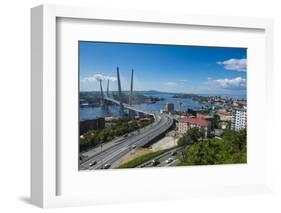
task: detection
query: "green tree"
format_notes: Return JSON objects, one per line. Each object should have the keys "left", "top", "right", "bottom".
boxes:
{"left": 211, "top": 114, "right": 220, "bottom": 130}
{"left": 188, "top": 128, "right": 204, "bottom": 142}
{"left": 177, "top": 129, "right": 247, "bottom": 166}
{"left": 178, "top": 128, "right": 203, "bottom": 146}
{"left": 79, "top": 117, "right": 154, "bottom": 152}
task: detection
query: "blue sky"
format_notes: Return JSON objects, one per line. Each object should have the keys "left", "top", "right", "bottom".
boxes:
{"left": 79, "top": 41, "right": 247, "bottom": 95}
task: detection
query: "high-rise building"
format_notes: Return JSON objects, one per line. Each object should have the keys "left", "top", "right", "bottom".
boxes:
{"left": 231, "top": 109, "right": 247, "bottom": 131}
{"left": 165, "top": 102, "right": 174, "bottom": 113}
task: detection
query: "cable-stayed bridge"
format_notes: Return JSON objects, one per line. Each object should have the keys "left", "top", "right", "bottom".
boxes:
{"left": 99, "top": 67, "right": 154, "bottom": 117}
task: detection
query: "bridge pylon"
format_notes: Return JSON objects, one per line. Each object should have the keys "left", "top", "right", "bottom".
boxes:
{"left": 129, "top": 69, "right": 135, "bottom": 119}
{"left": 106, "top": 79, "right": 109, "bottom": 97}
{"left": 99, "top": 79, "right": 105, "bottom": 107}
{"left": 116, "top": 67, "right": 124, "bottom": 117}
{"left": 129, "top": 69, "right": 134, "bottom": 106}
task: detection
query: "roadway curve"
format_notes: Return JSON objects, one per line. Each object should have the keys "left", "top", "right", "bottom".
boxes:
{"left": 79, "top": 113, "right": 174, "bottom": 170}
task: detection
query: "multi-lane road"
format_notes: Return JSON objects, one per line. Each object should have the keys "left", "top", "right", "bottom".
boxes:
{"left": 137, "top": 146, "right": 185, "bottom": 168}
{"left": 79, "top": 113, "right": 174, "bottom": 170}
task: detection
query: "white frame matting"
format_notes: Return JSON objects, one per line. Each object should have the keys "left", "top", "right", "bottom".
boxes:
{"left": 31, "top": 4, "right": 274, "bottom": 208}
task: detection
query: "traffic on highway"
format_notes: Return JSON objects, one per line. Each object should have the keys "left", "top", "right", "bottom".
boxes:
{"left": 79, "top": 113, "right": 175, "bottom": 170}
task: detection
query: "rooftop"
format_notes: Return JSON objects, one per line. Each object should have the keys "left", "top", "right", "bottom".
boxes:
{"left": 179, "top": 116, "right": 211, "bottom": 126}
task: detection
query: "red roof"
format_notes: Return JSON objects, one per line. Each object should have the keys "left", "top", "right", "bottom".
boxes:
{"left": 197, "top": 113, "right": 209, "bottom": 116}
{"left": 179, "top": 116, "right": 211, "bottom": 126}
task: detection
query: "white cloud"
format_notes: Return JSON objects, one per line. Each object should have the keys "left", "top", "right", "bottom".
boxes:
{"left": 165, "top": 82, "right": 178, "bottom": 86}
{"left": 81, "top": 74, "right": 117, "bottom": 82}
{"left": 217, "top": 58, "right": 247, "bottom": 72}
{"left": 212, "top": 77, "right": 246, "bottom": 90}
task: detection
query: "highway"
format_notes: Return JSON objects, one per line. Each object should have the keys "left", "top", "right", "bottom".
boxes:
{"left": 79, "top": 113, "right": 174, "bottom": 170}
{"left": 137, "top": 146, "right": 185, "bottom": 168}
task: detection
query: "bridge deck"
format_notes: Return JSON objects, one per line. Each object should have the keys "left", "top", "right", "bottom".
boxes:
{"left": 104, "top": 97, "right": 155, "bottom": 116}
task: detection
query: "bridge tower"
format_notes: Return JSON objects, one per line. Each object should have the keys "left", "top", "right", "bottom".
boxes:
{"left": 99, "top": 79, "right": 105, "bottom": 107}
{"left": 129, "top": 69, "right": 134, "bottom": 106}
{"left": 116, "top": 67, "right": 124, "bottom": 117}
{"left": 129, "top": 69, "right": 135, "bottom": 118}
{"left": 106, "top": 79, "right": 109, "bottom": 97}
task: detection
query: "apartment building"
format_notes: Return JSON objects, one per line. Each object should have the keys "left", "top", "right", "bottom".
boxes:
{"left": 231, "top": 109, "right": 247, "bottom": 131}
{"left": 177, "top": 116, "right": 211, "bottom": 138}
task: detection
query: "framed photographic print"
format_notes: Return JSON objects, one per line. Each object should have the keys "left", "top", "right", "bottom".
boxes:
{"left": 31, "top": 4, "right": 274, "bottom": 208}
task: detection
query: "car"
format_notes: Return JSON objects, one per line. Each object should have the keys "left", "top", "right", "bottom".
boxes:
{"left": 151, "top": 159, "right": 160, "bottom": 166}
{"left": 123, "top": 134, "right": 128, "bottom": 138}
{"left": 115, "top": 138, "right": 124, "bottom": 143}
{"left": 165, "top": 158, "right": 173, "bottom": 164}
{"left": 103, "top": 164, "right": 111, "bottom": 169}
{"left": 89, "top": 160, "right": 97, "bottom": 167}
{"left": 170, "top": 151, "right": 177, "bottom": 156}
{"left": 130, "top": 144, "right": 136, "bottom": 149}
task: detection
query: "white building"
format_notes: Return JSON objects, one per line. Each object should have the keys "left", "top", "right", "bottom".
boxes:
{"left": 231, "top": 109, "right": 247, "bottom": 131}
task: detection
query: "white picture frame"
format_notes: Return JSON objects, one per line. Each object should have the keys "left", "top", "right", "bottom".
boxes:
{"left": 31, "top": 4, "right": 274, "bottom": 208}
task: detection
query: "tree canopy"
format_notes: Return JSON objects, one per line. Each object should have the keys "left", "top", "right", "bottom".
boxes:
{"left": 178, "top": 127, "right": 204, "bottom": 146}
{"left": 80, "top": 118, "right": 153, "bottom": 152}
{"left": 177, "top": 129, "right": 247, "bottom": 166}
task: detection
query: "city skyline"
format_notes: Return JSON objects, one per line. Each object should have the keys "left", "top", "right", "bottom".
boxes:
{"left": 79, "top": 41, "right": 247, "bottom": 95}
